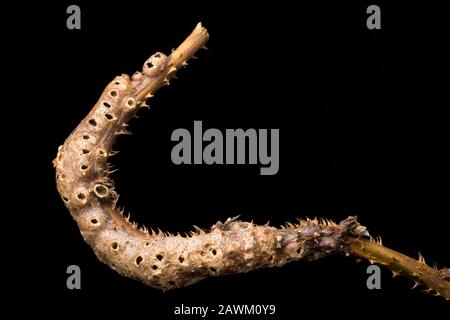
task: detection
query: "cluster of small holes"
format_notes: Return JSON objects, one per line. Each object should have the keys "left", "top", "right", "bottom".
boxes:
{"left": 103, "top": 102, "right": 111, "bottom": 108}
{"left": 105, "top": 113, "right": 113, "bottom": 120}
{"left": 110, "top": 90, "right": 118, "bottom": 97}
{"left": 135, "top": 256, "right": 143, "bottom": 266}
{"left": 88, "top": 119, "right": 97, "bottom": 126}
{"left": 111, "top": 242, "right": 118, "bottom": 250}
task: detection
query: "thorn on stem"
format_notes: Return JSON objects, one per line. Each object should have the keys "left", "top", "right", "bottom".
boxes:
{"left": 418, "top": 252, "right": 426, "bottom": 264}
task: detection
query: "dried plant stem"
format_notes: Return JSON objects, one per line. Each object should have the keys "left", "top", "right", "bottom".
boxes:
{"left": 54, "top": 23, "right": 449, "bottom": 299}
{"left": 135, "top": 23, "right": 208, "bottom": 102}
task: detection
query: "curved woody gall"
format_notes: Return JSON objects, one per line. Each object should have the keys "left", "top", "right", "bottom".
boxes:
{"left": 54, "top": 23, "right": 449, "bottom": 298}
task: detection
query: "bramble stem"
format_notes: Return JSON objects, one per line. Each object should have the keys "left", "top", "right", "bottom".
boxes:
{"left": 136, "top": 22, "right": 209, "bottom": 102}
{"left": 54, "top": 23, "right": 449, "bottom": 300}
{"left": 345, "top": 237, "right": 450, "bottom": 299}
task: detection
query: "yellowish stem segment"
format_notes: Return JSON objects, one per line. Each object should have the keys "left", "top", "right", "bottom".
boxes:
{"left": 136, "top": 22, "right": 209, "bottom": 102}
{"left": 346, "top": 238, "right": 450, "bottom": 299}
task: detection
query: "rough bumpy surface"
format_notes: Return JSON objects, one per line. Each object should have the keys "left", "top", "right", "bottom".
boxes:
{"left": 53, "top": 24, "right": 366, "bottom": 290}
{"left": 54, "top": 24, "right": 449, "bottom": 298}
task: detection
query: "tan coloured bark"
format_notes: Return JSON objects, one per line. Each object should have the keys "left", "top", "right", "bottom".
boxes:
{"left": 53, "top": 23, "right": 449, "bottom": 299}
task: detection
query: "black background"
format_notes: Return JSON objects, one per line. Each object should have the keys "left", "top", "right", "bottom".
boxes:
{"left": 16, "top": 0, "right": 450, "bottom": 317}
